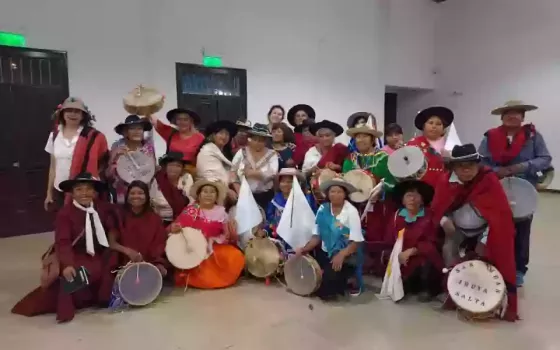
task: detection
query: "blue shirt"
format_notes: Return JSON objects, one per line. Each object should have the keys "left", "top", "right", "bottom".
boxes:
{"left": 478, "top": 129, "right": 552, "bottom": 186}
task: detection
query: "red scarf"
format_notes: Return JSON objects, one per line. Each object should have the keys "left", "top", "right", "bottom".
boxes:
{"left": 430, "top": 168, "right": 518, "bottom": 321}
{"left": 292, "top": 133, "right": 317, "bottom": 166}
{"left": 155, "top": 170, "right": 188, "bottom": 219}
{"left": 317, "top": 143, "right": 349, "bottom": 169}
{"left": 486, "top": 124, "right": 535, "bottom": 165}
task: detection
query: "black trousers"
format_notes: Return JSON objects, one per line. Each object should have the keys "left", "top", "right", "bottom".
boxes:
{"left": 253, "top": 189, "right": 274, "bottom": 211}
{"left": 514, "top": 216, "right": 532, "bottom": 274}
{"left": 403, "top": 262, "right": 440, "bottom": 296}
{"left": 313, "top": 248, "right": 354, "bottom": 300}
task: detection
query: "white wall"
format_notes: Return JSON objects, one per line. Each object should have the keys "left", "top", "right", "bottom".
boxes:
{"left": 1, "top": 0, "right": 389, "bottom": 154}
{"left": 384, "top": 0, "right": 438, "bottom": 90}
{"left": 431, "top": 0, "right": 560, "bottom": 188}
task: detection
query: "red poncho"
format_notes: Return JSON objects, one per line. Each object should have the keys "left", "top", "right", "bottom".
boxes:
{"left": 430, "top": 167, "right": 518, "bottom": 321}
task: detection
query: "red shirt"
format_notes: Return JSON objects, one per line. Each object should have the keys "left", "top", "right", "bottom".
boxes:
{"left": 155, "top": 120, "right": 205, "bottom": 163}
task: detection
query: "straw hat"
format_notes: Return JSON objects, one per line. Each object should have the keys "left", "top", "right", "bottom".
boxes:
{"left": 277, "top": 167, "right": 305, "bottom": 182}
{"left": 248, "top": 123, "right": 272, "bottom": 138}
{"left": 235, "top": 119, "right": 253, "bottom": 131}
{"left": 414, "top": 106, "right": 454, "bottom": 130}
{"left": 287, "top": 104, "right": 316, "bottom": 127}
{"left": 491, "top": 100, "right": 538, "bottom": 115}
{"left": 59, "top": 172, "right": 107, "bottom": 193}
{"left": 54, "top": 97, "right": 93, "bottom": 120}
{"left": 190, "top": 179, "right": 228, "bottom": 205}
{"left": 114, "top": 115, "right": 153, "bottom": 135}
{"left": 319, "top": 177, "right": 357, "bottom": 196}
{"left": 346, "top": 113, "right": 383, "bottom": 138}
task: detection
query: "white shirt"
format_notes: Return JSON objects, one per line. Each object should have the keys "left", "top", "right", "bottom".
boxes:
{"left": 313, "top": 200, "right": 364, "bottom": 252}
{"left": 196, "top": 143, "right": 233, "bottom": 184}
{"left": 150, "top": 173, "right": 193, "bottom": 221}
{"left": 232, "top": 148, "right": 278, "bottom": 193}
{"left": 302, "top": 146, "right": 321, "bottom": 174}
{"left": 44, "top": 126, "right": 83, "bottom": 191}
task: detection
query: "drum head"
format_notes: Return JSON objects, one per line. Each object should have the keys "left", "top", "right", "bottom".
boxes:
{"left": 447, "top": 260, "right": 505, "bottom": 314}
{"left": 116, "top": 151, "right": 156, "bottom": 184}
{"left": 452, "top": 203, "right": 487, "bottom": 231}
{"left": 343, "top": 170, "right": 376, "bottom": 203}
{"left": 500, "top": 177, "right": 538, "bottom": 219}
{"left": 244, "top": 238, "right": 281, "bottom": 278}
{"left": 165, "top": 227, "right": 208, "bottom": 269}
{"left": 123, "top": 86, "right": 164, "bottom": 116}
{"left": 388, "top": 146, "right": 425, "bottom": 179}
{"left": 118, "top": 262, "right": 162, "bottom": 306}
{"left": 284, "top": 255, "right": 322, "bottom": 296}
{"left": 317, "top": 169, "right": 337, "bottom": 186}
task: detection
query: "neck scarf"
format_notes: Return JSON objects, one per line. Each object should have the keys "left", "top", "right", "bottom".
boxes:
{"left": 72, "top": 200, "right": 109, "bottom": 256}
{"left": 486, "top": 124, "right": 534, "bottom": 165}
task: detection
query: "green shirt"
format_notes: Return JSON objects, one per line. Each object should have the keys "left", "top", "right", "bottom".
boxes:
{"left": 342, "top": 151, "right": 396, "bottom": 192}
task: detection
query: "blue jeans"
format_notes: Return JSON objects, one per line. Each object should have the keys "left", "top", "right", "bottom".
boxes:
{"left": 514, "top": 216, "right": 533, "bottom": 274}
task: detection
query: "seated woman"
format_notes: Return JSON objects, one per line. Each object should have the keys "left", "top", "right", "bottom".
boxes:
{"left": 196, "top": 120, "right": 238, "bottom": 203}
{"left": 12, "top": 173, "right": 117, "bottom": 323}
{"left": 110, "top": 180, "right": 168, "bottom": 274}
{"left": 150, "top": 151, "right": 192, "bottom": 226}
{"left": 107, "top": 115, "right": 155, "bottom": 204}
{"left": 295, "top": 178, "right": 364, "bottom": 300}
{"left": 263, "top": 168, "right": 316, "bottom": 255}
{"left": 271, "top": 122, "right": 296, "bottom": 169}
{"left": 169, "top": 179, "right": 244, "bottom": 289}
{"left": 232, "top": 124, "right": 279, "bottom": 209}
{"left": 380, "top": 180, "right": 442, "bottom": 302}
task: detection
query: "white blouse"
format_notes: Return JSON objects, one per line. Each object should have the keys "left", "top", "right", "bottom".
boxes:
{"left": 302, "top": 146, "right": 321, "bottom": 174}
{"left": 232, "top": 148, "right": 279, "bottom": 193}
{"left": 313, "top": 200, "right": 364, "bottom": 252}
{"left": 44, "top": 126, "right": 83, "bottom": 191}
{"left": 196, "top": 142, "right": 233, "bottom": 184}
{"left": 150, "top": 173, "right": 193, "bottom": 221}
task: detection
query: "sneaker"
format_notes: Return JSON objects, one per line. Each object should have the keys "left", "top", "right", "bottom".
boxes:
{"left": 417, "top": 291, "right": 433, "bottom": 303}
{"left": 349, "top": 286, "right": 362, "bottom": 297}
{"left": 516, "top": 271, "right": 525, "bottom": 287}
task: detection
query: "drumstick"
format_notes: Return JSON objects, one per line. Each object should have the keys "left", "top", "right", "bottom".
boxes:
{"left": 127, "top": 151, "right": 141, "bottom": 170}
{"left": 136, "top": 264, "right": 140, "bottom": 284}
{"left": 360, "top": 180, "right": 385, "bottom": 221}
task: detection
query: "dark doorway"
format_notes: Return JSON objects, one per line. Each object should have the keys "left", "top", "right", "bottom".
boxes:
{"left": 175, "top": 63, "right": 247, "bottom": 130}
{"left": 0, "top": 45, "right": 69, "bottom": 237}
{"left": 384, "top": 92, "right": 397, "bottom": 128}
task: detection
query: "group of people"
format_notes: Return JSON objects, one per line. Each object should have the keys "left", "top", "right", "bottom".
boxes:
{"left": 10, "top": 97, "right": 551, "bottom": 323}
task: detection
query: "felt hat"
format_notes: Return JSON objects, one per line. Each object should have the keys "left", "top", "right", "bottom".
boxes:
{"left": 320, "top": 177, "right": 357, "bottom": 196}
{"left": 393, "top": 180, "right": 434, "bottom": 207}
{"left": 287, "top": 104, "right": 316, "bottom": 127}
{"left": 205, "top": 120, "right": 238, "bottom": 139}
{"left": 347, "top": 112, "right": 377, "bottom": 128}
{"left": 114, "top": 115, "right": 153, "bottom": 135}
{"left": 309, "top": 120, "right": 344, "bottom": 137}
{"left": 277, "top": 167, "right": 305, "bottom": 183}
{"left": 446, "top": 144, "right": 481, "bottom": 164}
{"left": 491, "top": 100, "right": 538, "bottom": 115}
{"left": 235, "top": 119, "right": 253, "bottom": 131}
{"left": 248, "top": 123, "right": 272, "bottom": 138}
{"left": 293, "top": 119, "right": 315, "bottom": 133}
{"left": 189, "top": 179, "right": 227, "bottom": 205}
{"left": 59, "top": 172, "right": 107, "bottom": 193}
{"left": 414, "top": 106, "right": 454, "bottom": 130}
{"left": 158, "top": 151, "right": 189, "bottom": 167}
{"left": 346, "top": 114, "right": 383, "bottom": 138}
{"left": 166, "top": 108, "right": 201, "bottom": 125}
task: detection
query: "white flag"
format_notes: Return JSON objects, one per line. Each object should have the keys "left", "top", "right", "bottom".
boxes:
{"left": 235, "top": 177, "right": 262, "bottom": 235}
{"left": 276, "top": 175, "right": 316, "bottom": 249}
{"left": 444, "top": 122, "right": 461, "bottom": 151}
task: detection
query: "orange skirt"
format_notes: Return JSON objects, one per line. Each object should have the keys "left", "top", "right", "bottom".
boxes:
{"left": 174, "top": 244, "right": 245, "bottom": 289}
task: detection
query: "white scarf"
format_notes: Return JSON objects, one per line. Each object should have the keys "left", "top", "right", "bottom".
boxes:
{"left": 73, "top": 200, "right": 109, "bottom": 256}
{"left": 377, "top": 228, "right": 405, "bottom": 302}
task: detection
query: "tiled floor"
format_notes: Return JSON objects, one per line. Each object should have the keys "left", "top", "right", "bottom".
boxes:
{"left": 1, "top": 193, "right": 559, "bottom": 349}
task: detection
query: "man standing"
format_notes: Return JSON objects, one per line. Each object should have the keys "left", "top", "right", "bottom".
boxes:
{"left": 478, "top": 100, "right": 552, "bottom": 287}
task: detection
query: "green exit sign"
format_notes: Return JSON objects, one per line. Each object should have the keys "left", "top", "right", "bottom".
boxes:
{"left": 0, "top": 32, "right": 26, "bottom": 47}
{"left": 203, "top": 56, "right": 222, "bottom": 67}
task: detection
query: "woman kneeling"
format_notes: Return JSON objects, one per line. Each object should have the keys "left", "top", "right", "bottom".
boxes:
{"left": 169, "top": 179, "right": 244, "bottom": 289}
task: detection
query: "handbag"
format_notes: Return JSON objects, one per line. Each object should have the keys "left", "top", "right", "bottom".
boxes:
{"left": 40, "top": 230, "right": 84, "bottom": 289}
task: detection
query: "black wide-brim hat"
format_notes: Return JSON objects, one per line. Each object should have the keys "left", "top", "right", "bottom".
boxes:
{"left": 294, "top": 119, "right": 315, "bottom": 133}
{"left": 414, "top": 106, "right": 454, "bottom": 130}
{"left": 114, "top": 115, "right": 153, "bottom": 135}
{"left": 205, "top": 120, "right": 238, "bottom": 139}
{"left": 158, "top": 151, "right": 189, "bottom": 167}
{"left": 393, "top": 180, "right": 434, "bottom": 207}
{"left": 166, "top": 108, "right": 201, "bottom": 125}
{"left": 287, "top": 104, "right": 316, "bottom": 127}
{"left": 446, "top": 144, "right": 482, "bottom": 164}
{"left": 59, "top": 172, "right": 107, "bottom": 193}
{"left": 309, "top": 120, "right": 344, "bottom": 137}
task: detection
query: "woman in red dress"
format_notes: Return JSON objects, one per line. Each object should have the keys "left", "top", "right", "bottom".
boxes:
{"left": 12, "top": 173, "right": 117, "bottom": 323}
{"left": 406, "top": 106, "right": 454, "bottom": 188}
{"left": 288, "top": 104, "right": 317, "bottom": 167}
